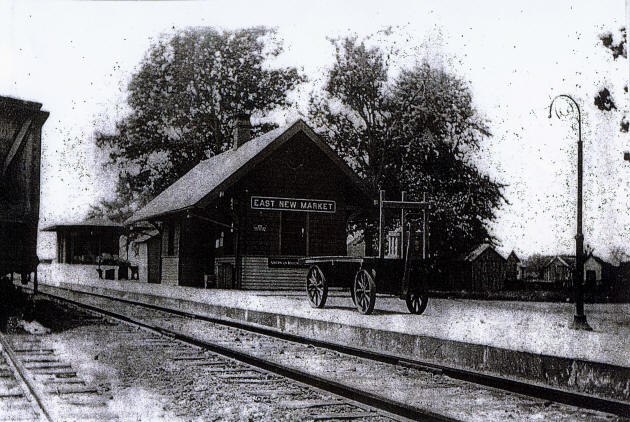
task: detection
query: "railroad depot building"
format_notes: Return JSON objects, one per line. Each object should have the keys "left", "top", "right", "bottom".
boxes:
{"left": 126, "top": 118, "right": 371, "bottom": 290}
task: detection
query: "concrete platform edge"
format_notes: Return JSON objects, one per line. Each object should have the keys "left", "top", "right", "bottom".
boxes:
{"left": 38, "top": 282, "right": 630, "bottom": 402}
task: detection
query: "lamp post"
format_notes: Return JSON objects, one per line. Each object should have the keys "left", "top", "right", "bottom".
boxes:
{"left": 548, "top": 94, "right": 592, "bottom": 331}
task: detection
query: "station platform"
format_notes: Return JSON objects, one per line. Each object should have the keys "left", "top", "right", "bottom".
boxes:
{"left": 23, "top": 277, "right": 630, "bottom": 402}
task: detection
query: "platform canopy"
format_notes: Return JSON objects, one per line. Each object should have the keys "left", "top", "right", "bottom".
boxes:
{"left": 41, "top": 217, "right": 123, "bottom": 232}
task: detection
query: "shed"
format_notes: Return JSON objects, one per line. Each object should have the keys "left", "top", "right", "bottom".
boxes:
{"left": 126, "top": 118, "right": 371, "bottom": 290}
{"left": 543, "top": 255, "right": 575, "bottom": 286}
{"left": 448, "top": 244, "right": 507, "bottom": 292}
{"left": 584, "top": 254, "right": 613, "bottom": 288}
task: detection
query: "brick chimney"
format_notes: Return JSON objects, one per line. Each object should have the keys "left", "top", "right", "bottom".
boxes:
{"left": 233, "top": 113, "right": 251, "bottom": 150}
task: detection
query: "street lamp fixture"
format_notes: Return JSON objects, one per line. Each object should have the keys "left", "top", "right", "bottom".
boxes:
{"left": 548, "top": 94, "right": 592, "bottom": 331}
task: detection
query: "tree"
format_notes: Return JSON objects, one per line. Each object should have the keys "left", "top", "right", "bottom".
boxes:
{"left": 308, "top": 34, "right": 506, "bottom": 257}
{"left": 594, "top": 27, "right": 628, "bottom": 132}
{"left": 609, "top": 245, "right": 629, "bottom": 266}
{"left": 94, "top": 26, "right": 305, "bottom": 221}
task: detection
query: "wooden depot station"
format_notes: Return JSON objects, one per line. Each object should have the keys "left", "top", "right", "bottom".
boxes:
{"left": 127, "top": 117, "right": 372, "bottom": 290}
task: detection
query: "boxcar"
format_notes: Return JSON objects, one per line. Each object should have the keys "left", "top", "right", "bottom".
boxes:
{"left": 0, "top": 96, "right": 49, "bottom": 279}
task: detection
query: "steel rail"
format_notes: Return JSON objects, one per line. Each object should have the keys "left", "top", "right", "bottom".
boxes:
{"left": 0, "top": 331, "right": 55, "bottom": 422}
{"left": 38, "top": 291, "right": 456, "bottom": 422}
{"left": 34, "top": 287, "right": 630, "bottom": 418}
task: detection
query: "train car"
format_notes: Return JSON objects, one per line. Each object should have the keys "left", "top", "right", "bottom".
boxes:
{"left": 0, "top": 96, "right": 49, "bottom": 280}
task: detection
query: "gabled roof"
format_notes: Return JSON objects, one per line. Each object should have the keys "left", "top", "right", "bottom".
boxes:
{"left": 585, "top": 254, "right": 612, "bottom": 268}
{"left": 507, "top": 250, "right": 520, "bottom": 263}
{"left": 461, "top": 244, "right": 505, "bottom": 262}
{"left": 126, "top": 119, "right": 368, "bottom": 224}
{"left": 545, "top": 255, "right": 576, "bottom": 268}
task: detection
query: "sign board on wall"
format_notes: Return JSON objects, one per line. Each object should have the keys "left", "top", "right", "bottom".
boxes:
{"left": 267, "top": 257, "right": 307, "bottom": 268}
{"left": 251, "top": 196, "right": 336, "bottom": 213}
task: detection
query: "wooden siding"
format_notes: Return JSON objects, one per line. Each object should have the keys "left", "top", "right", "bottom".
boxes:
{"left": 160, "top": 218, "right": 182, "bottom": 284}
{"left": 161, "top": 257, "right": 179, "bottom": 285}
{"left": 241, "top": 256, "right": 306, "bottom": 290}
{"left": 148, "top": 130, "right": 367, "bottom": 290}
{"left": 147, "top": 236, "right": 161, "bottom": 284}
{"left": 308, "top": 212, "right": 346, "bottom": 256}
{"left": 443, "top": 247, "right": 507, "bottom": 292}
{"left": 215, "top": 257, "right": 236, "bottom": 289}
{"left": 584, "top": 257, "right": 602, "bottom": 283}
{"left": 544, "top": 260, "right": 572, "bottom": 284}
{"left": 161, "top": 219, "right": 180, "bottom": 257}
{"left": 179, "top": 218, "right": 215, "bottom": 287}
{"left": 240, "top": 133, "right": 351, "bottom": 258}
{"left": 470, "top": 248, "right": 506, "bottom": 291}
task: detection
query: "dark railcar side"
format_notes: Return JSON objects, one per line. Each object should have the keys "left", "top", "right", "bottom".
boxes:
{"left": 0, "top": 96, "right": 49, "bottom": 277}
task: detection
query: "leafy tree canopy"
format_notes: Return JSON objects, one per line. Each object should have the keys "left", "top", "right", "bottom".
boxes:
{"left": 609, "top": 245, "right": 629, "bottom": 266}
{"left": 308, "top": 34, "right": 506, "bottom": 257}
{"left": 93, "top": 26, "right": 305, "bottom": 221}
{"left": 595, "top": 27, "right": 628, "bottom": 132}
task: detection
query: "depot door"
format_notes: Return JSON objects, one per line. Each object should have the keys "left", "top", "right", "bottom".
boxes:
{"left": 280, "top": 212, "right": 307, "bottom": 256}
{"left": 147, "top": 236, "right": 161, "bottom": 284}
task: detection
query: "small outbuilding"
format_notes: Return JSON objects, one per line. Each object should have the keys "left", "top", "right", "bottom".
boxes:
{"left": 446, "top": 244, "right": 507, "bottom": 292}
{"left": 543, "top": 255, "right": 575, "bottom": 286}
{"left": 126, "top": 118, "right": 371, "bottom": 290}
{"left": 584, "top": 254, "right": 613, "bottom": 288}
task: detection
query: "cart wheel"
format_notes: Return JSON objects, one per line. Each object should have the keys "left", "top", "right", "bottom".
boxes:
{"left": 306, "top": 265, "right": 328, "bottom": 308}
{"left": 353, "top": 269, "right": 376, "bottom": 315}
{"left": 405, "top": 292, "right": 428, "bottom": 315}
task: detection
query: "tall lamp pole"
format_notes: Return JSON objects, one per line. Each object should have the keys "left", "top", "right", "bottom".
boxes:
{"left": 548, "top": 94, "right": 592, "bottom": 331}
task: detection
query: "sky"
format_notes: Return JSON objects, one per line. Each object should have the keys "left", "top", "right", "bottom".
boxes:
{"left": 1, "top": 0, "right": 628, "bottom": 260}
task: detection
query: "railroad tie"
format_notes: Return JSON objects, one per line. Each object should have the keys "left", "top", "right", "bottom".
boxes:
{"left": 311, "top": 412, "right": 376, "bottom": 420}
{"left": 13, "top": 349, "right": 54, "bottom": 354}
{"left": 0, "top": 389, "right": 23, "bottom": 398}
{"left": 24, "top": 362, "right": 71, "bottom": 370}
{"left": 280, "top": 399, "right": 346, "bottom": 409}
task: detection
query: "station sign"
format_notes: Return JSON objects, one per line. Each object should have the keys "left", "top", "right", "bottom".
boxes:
{"left": 251, "top": 196, "right": 336, "bottom": 213}
{"left": 268, "top": 257, "right": 307, "bottom": 268}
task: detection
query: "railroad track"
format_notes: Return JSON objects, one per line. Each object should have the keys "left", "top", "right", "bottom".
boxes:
{"left": 41, "top": 296, "right": 444, "bottom": 422}
{"left": 0, "top": 329, "right": 117, "bottom": 422}
{"left": 4, "top": 308, "right": 402, "bottom": 422}
{"left": 86, "top": 322, "right": 402, "bottom": 421}
{"left": 31, "top": 287, "right": 629, "bottom": 421}
{"left": 0, "top": 333, "right": 47, "bottom": 422}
